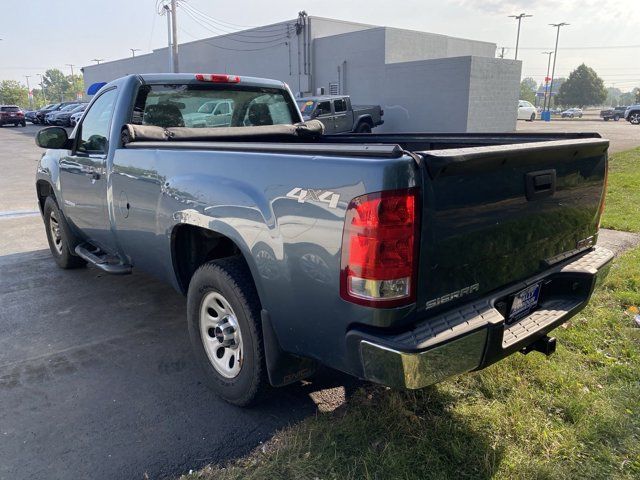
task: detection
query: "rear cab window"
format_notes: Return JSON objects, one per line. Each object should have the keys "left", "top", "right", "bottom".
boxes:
{"left": 0, "top": 106, "right": 20, "bottom": 112}
{"left": 132, "top": 83, "right": 299, "bottom": 128}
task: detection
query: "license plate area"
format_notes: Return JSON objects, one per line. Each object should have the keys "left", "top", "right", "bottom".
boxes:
{"left": 506, "top": 283, "right": 541, "bottom": 324}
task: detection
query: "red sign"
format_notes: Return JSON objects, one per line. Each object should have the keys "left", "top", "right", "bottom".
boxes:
{"left": 544, "top": 77, "right": 552, "bottom": 83}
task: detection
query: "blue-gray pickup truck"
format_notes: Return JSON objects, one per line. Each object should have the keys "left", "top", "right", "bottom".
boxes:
{"left": 35, "top": 73, "right": 613, "bottom": 406}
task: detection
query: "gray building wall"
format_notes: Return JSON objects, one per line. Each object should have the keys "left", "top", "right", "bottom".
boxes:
{"left": 81, "top": 16, "right": 520, "bottom": 133}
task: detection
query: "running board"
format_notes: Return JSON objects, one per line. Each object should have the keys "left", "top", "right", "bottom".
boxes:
{"left": 75, "top": 243, "right": 132, "bottom": 275}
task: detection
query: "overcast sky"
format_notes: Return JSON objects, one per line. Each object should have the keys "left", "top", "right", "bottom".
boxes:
{"left": 2, "top": 0, "right": 639, "bottom": 91}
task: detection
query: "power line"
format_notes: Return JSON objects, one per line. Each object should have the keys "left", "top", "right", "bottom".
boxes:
{"left": 179, "top": 3, "right": 289, "bottom": 41}
{"left": 517, "top": 44, "right": 640, "bottom": 51}
{"left": 178, "top": 27, "right": 288, "bottom": 52}
{"left": 179, "top": 2, "right": 288, "bottom": 36}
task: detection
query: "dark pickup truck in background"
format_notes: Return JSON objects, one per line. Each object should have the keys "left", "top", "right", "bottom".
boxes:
{"left": 298, "top": 95, "right": 383, "bottom": 133}
{"left": 600, "top": 106, "right": 627, "bottom": 121}
{"left": 34, "top": 72, "right": 612, "bottom": 406}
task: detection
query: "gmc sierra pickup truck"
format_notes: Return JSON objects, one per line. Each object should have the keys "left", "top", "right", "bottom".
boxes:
{"left": 35, "top": 73, "right": 612, "bottom": 406}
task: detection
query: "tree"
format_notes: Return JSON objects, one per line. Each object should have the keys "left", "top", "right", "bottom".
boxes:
{"left": 636, "top": 87, "right": 640, "bottom": 104}
{"left": 519, "top": 77, "right": 537, "bottom": 103}
{"left": 0, "top": 80, "right": 29, "bottom": 106}
{"left": 42, "top": 68, "right": 73, "bottom": 102}
{"left": 557, "top": 64, "right": 607, "bottom": 108}
{"left": 606, "top": 87, "right": 622, "bottom": 107}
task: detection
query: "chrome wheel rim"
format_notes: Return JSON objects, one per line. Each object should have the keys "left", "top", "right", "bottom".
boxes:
{"left": 631, "top": 114, "right": 640, "bottom": 125}
{"left": 49, "top": 210, "right": 63, "bottom": 255}
{"left": 199, "top": 291, "right": 243, "bottom": 379}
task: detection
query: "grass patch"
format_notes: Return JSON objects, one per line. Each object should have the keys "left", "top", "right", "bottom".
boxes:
{"left": 601, "top": 147, "right": 640, "bottom": 233}
{"left": 183, "top": 247, "right": 640, "bottom": 480}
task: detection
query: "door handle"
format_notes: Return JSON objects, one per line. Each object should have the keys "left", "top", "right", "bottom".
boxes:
{"left": 525, "top": 169, "right": 556, "bottom": 201}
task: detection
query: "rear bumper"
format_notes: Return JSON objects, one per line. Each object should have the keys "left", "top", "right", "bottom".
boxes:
{"left": 349, "top": 246, "right": 614, "bottom": 389}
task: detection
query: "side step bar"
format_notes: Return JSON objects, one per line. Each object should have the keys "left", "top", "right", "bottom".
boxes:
{"left": 75, "top": 243, "right": 132, "bottom": 275}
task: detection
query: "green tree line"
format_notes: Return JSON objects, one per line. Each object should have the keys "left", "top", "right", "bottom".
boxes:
{"left": 520, "top": 63, "right": 638, "bottom": 108}
{"left": 0, "top": 69, "right": 85, "bottom": 109}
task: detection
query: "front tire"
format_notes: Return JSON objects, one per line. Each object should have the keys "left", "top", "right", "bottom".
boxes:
{"left": 528, "top": 113, "right": 535, "bottom": 122}
{"left": 629, "top": 112, "right": 640, "bottom": 125}
{"left": 43, "top": 197, "right": 86, "bottom": 269}
{"left": 187, "top": 257, "right": 268, "bottom": 406}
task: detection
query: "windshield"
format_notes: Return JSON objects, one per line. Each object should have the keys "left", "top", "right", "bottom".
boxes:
{"left": 70, "top": 105, "right": 86, "bottom": 113}
{"left": 133, "top": 84, "right": 298, "bottom": 128}
{"left": 60, "top": 104, "right": 78, "bottom": 112}
{"left": 297, "top": 100, "right": 316, "bottom": 116}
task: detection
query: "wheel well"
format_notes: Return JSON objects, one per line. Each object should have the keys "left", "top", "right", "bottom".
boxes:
{"left": 171, "top": 224, "right": 247, "bottom": 294}
{"left": 36, "top": 180, "right": 55, "bottom": 213}
{"left": 357, "top": 116, "right": 373, "bottom": 127}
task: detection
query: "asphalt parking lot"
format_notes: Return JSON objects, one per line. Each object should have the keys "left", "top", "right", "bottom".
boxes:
{"left": 517, "top": 115, "right": 640, "bottom": 153}
{"left": 0, "top": 119, "right": 638, "bottom": 480}
{"left": 0, "top": 124, "right": 352, "bottom": 480}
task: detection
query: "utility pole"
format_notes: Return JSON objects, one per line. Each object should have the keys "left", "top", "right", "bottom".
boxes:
{"left": 66, "top": 64, "right": 76, "bottom": 101}
{"left": 498, "top": 47, "right": 506, "bottom": 59}
{"left": 163, "top": 4, "right": 173, "bottom": 72}
{"left": 25, "top": 75, "right": 33, "bottom": 109}
{"left": 508, "top": 13, "right": 532, "bottom": 60}
{"left": 541, "top": 51, "right": 554, "bottom": 112}
{"left": 547, "top": 23, "right": 569, "bottom": 119}
{"left": 37, "top": 74, "right": 47, "bottom": 103}
{"left": 130, "top": 48, "right": 140, "bottom": 57}
{"left": 170, "top": 0, "right": 179, "bottom": 73}
{"left": 91, "top": 58, "right": 104, "bottom": 64}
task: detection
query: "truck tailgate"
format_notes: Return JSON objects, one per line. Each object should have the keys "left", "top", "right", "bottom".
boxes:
{"left": 416, "top": 138, "right": 608, "bottom": 314}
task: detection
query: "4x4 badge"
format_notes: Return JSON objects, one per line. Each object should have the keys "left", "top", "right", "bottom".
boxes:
{"left": 286, "top": 187, "right": 340, "bottom": 209}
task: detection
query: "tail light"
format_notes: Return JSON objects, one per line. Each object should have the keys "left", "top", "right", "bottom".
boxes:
{"left": 340, "top": 188, "right": 419, "bottom": 308}
{"left": 596, "top": 159, "right": 609, "bottom": 229}
{"left": 195, "top": 73, "right": 240, "bottom": 83}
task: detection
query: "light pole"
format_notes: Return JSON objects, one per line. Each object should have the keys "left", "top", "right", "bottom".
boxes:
{"left": 66, "top": 64, "right": 76, "bottom": 101}
{"left": 547, "top": 23, "right": 569, "bottom": 118}
{"left": 130, "top": 48, "right": 140, "bottom": 57}
{"left": 37, "top": 74, "right": 47, "bottom": 103}
{"left": 541, "top": 51, "right": 554, "bottom": 112}
{"left": 25, "top": 75, "right": 33, "bottom": 109}
{"left": 508, "top": 13, "right": 532, "bottom": 60}
{"left": 163, "top": 4, "right": 173, "bottom": 72}
{"left": 91, "top": 58, "right": 104, "bottom": 65}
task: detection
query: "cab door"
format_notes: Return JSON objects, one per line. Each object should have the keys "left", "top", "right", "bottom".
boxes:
{"left": 332, "top": 97, "right": 352, "bottom": 133}
{"left": 314, "top": 100, "right": 335, "bottom": 134}
{"left": 59, "top": 87, "right": 119, "bottom": 251}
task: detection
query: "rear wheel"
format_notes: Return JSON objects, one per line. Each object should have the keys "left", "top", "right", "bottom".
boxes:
{"left": 613, "top": 115, "right": 620, "bottom": 121}
{"left": 603, "top": 117, "right": 610, "bottom": 121}
{"left": 528, "top": 113, "right": 535, "bottom": 122}
{"left": 355, "top": 122, "right": 372, "bottom": 133}
{"left": 43, "top": 197, "right": 86, "bottom": 269}
{"left": 187, "top": 257, "right": 268, "bottom": 406}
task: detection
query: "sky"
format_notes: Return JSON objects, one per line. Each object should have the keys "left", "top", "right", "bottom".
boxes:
{"left": 1, "top": 0, "right": 639, "bottom": 92}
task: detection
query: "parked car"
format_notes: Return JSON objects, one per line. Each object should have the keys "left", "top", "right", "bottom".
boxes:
{"left": 37, "top": 101, "right": 80, "bottom": 124}
{"left": 34, "top": 73, "right": 612, "bottom": 406}
{"left": 182, "top": 99, "right": 234, "bottom": 128}
{"left": 45, "top": 103, "right": 83, "bottom": 125}
{"left": 517, "top": 100, "right": 536, "bottom": 121}
{"left": 48, "top": 103, "right": 87, "bottom": 127}
{"left": 624, "top": 104, "right": 640, "bottom": 125}
{"left": 24, "top": 109, "right": 39, "bottom": 124}
{"left": 0, "top": 105, "right": 26, "bottom": 127}
{"left": 600, "top": 106, "right": 627, "bottom": 121}
{"left": 561, "top": 108, "right": 583, "bottom": 118}
{"left": 70, "top": 110, "right": 84, "bottom": 127}
{"left": 298, "top": 95, "right": 383, "bottom": 133}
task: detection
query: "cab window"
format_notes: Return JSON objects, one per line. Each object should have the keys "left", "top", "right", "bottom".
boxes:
{"left": 333, "top": 98, "right": 346, "bottom": 113}
{"left": 77, "top": 88, "right": 118, "bottom": 154}
{"left": 316, "top": 101, "right": 331, "bottom": 116}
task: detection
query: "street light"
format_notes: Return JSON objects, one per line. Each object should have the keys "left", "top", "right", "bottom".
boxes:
{"left": 508, "top": 13, "right": 532, "bottom": 60}
{"left": 541, "top": 51, "right": 554, "bottom": 112}
{"left": 546, "top": 23, "right": 569, "bottom": 118}
{"left": 130, "top": 48, "right": 140, "bottom": 57}
{"left": 25, "top": 75, "right": 33, "bottom": 109}
{"left": 91, "top": 58, "right": 104, "bottom": 64}
{"left": 37, "top": 74, "right": 47, "bottom": 103}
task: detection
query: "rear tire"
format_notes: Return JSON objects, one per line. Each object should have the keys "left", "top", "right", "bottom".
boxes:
{"left": 187, "top": 256, "right": 268, "bottom": 406}
{"left": 528, "top": 113, "right": 535, "bottom": 122}
{"left": 603, "top": 117, "right": 609, "bottom": 121}
{"left": 43, "top": 197, "right": 86, "bottom": 269}
{"left": 613, "top": 115, "right": 620, "bottom": 121}
{"left": 355, "top": 122, "right": 372, "bottom": 133}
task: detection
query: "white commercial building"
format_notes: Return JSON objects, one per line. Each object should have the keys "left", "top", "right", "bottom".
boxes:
{"left": 82, "top": 14, "right": 521, "bottom": 132}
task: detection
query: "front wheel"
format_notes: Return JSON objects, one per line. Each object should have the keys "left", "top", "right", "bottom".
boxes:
{"left": 187, "top": 257, "right": 268, "bottom": 406}
{"left": 613, "top": 115, "right": 620, "bottom": 121}
{"left": 528, "top": 113, "right": 535, "bottom": 122}
{"left": 629, "top": 113, "right": 640, "bottom": 125}
{"left": 43, "top": 197, "right": 86, "bottom": 269}
{"left": 603, "top": 117, "right": 610, "bottom": 121}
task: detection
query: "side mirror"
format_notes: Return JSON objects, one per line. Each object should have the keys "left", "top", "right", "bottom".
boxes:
{"left": 36, "top": 127, "right": 70, "bottom": 149}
